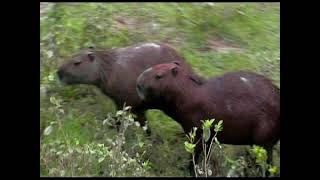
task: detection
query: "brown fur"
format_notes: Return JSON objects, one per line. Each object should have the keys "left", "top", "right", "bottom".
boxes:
{"left": 57, "top": 43, "right": 196, "bottom": 129}
{"left": 136, "top": 62, "right": 280, "bottom": 173}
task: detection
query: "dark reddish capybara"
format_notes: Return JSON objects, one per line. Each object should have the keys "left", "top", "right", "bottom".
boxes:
{"left": 57, "top": 42, "right": 194, "bottom": 133}
{"left": 136, "top": 62, "right": 280, "bottom": 174}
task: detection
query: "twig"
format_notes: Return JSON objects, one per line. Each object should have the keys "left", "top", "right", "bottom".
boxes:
{"left": 192, "top": 154, "right": 198, "bottom": 178}
{"left": 206, "top": 131, "right": 219, "bottom": 163}
{"left": 204, "top": 143, "right": 207, "bottom": 177}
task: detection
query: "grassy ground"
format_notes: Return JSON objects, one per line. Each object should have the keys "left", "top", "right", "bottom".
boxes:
{"left": 40, "top": 2, "right": 280, "bottom": 177}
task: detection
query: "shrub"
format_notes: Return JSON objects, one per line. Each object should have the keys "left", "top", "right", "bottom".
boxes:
{"left": 40, "top": 99, "right": 153, "bottom": 177}
{"left": 184, "top": 119, "right": 223, "bottom": 177}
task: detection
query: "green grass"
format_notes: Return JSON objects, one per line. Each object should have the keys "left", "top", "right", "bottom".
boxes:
{"left": 40, "top": 2, "right": 280, "bottom": 177}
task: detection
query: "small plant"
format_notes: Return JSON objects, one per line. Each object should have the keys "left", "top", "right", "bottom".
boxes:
{"left": 225, "top": 145, "right": 280, "bottom": 177}
{"left": 184, "top": 127, "right": 198, "bottom": 177}
{"left": 40, "top": 102, "right": 153, "bottom": 177}
{"left": 101, "top": 105, "right": 152, "bottom": 176}
{"left": 251, "top": 145, "right": 279, "bottom": 177}
{"left": 184, "top": 119, "right": 223, "bottom": 177}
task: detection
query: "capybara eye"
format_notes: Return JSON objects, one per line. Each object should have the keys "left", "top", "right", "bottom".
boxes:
{"left": 173, "top": 61, "right": 180, "bottom": 66}
{"left": 155, "top": 74, "right": 162, "bottom": 80}
{"left": 88, "top": 52, "right": 95, "bottom": 61}
{"left": 74, "top": 61, "right": 81, "bottom": 66}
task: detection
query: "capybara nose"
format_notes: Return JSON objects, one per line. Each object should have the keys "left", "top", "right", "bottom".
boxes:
{"left": 137, "top": 83, "right": 146, "bottom": 94}
{"left": 137, "top": 84, "right": 143, "bottom": 92}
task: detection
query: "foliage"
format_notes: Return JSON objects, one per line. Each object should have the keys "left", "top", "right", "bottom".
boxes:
{"left": 184, "top": 119, "right": 224, "bottom": 177}
{"left": 226, "top": 145, "right": 280, "bottom": 177}
{"left": 41, "top": 102, "right": 153, "bottom": 176}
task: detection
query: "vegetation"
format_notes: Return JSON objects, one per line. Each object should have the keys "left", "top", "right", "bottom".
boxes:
{"left": 184, "top": 119, "right": 224, "bottom": 177}
{"left": 40, "top": 2, "right": 280, "bottom": 177}
{"left": 184, "top": 120, "right": 279, "bottom": 177}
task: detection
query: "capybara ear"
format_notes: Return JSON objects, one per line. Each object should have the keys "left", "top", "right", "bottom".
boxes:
{"left": 173, "top": 61, "right": 180, "bottom": 66}
{"left": 171, "top": 66, "right": 178, "bottom": 77}
{"left": 88, "top": 52, "right": 95, "bottom": 61}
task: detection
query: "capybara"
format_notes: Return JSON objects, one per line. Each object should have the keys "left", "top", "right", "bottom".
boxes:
{"left": 136, "top": 62, "right": 280, "bottom": 174}
{"left": 57, "top": 42, "right": 195, "bottom": 133}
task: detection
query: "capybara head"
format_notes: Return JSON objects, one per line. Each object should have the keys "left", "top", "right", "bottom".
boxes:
{"left": 136, "top": 61, "right": 184, "bottom": 101}
{"left": 57, "top": 47, "right": 101, "bottom": 85}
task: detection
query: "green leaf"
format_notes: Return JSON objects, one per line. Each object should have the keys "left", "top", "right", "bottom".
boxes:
{"left": 56, "top": 150, "right": 63, "bottom": 155}
{"left": 139, "top": 142, "right": 144, "bottom": 148}
{"left": 98, "top": 157, "right": 105, "bottom": 163}
{"left": 58, "top": 109, "right": 64, "bottom": 114}
{"left": 202, "top": 119, "right": 215, "bottom": 129}
{"left": 102, "top": 119, "right": 109, "bottom": 126}
{"left": 60, "top": 170, "right": 65, "bottom": 176}
{"left": 214, "top": 137, "right": 222, "bottom": 149}
{"left": 48, "top": 73, "right": 55, "bottom": 81}
{"left": 127, "top": 114, "right": 134, "bottom": 122}
{"left": 110, "top": 170, "right": 116, "bottom": 176}
{"left": 142, "top": 160, "right": 151, "bottom": 170}
{"left": 49, "top": 96, "right": 57, "bottom": 105}
{"left": 214, "top": 120, "right": 223, "bottom": 132}
{"left": 134, "top": 121, "right": 140, "bottom": 127}
{"left": 43, "top": 125, "right": 53, "bottom": 136}
{"left": 142, "top": 126, "right": 148, "bottom": 131}
{"left": 192, "top": 127, "right": 198, "bottom": 138}
{"left": 116, "top": 110, "right": 123, "bottom": 116}
{"left": 68, "top": 148, "right": 74, "bottom": 154}
{"left": 252, "top": 145, "right": 268, "bottom": 163}
{"left": 268, "top": 166, "right": 279, "bottom": 175}
{"left": 50, "top": 121, "right": 57, "bottom": 125}
{"left": 184, "top": 141, "right": 196, "bottom": 154}
{"left": 49, "top": 168, "right": 57, "bottom": 175}
{"left": 203, "top": 128, "right": 211, "bottom": 142}
{"left": 188, "top": 127, "right": 198, "bottom": 142}
{"left": 124, "top": 106, "right": 132, "bottom": 111}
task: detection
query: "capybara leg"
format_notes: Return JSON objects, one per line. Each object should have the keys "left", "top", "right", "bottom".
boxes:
{"left": 188, "top": 158, "right": 195, "bottom": 176}
{"left": 115, "top": 121, "right": 121, "bottom": 132}
{"left": 136, "top": 112, "right": 151, "bottom": 136}
{"left": 136, "top": 113, "right": 146, "bottom": 127}
{"left": 264, "top": 144, "right": 274, "bottom": 177}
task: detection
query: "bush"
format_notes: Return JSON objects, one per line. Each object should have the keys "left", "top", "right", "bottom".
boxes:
{"left": 184, "top": 120, "right": 280, "bottom": 177}
{"left": 226, "top": 145, "right": 280, "bottom": 177}
{"left": 184, "top": 119, "right": 223, "bottom": 177}
{"left": 40, "top": 100, "right": 153, "bottom": 177}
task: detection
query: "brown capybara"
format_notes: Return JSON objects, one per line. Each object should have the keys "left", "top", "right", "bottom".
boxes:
{"left": 136, "top": 62, "right": 280, "bottom": 174}
{"left": 57, "top": 42, "right": 195, "bottom": 133}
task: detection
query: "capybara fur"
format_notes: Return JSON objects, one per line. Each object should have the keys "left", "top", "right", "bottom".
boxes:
{"left": 136, "top": 62, "right": 280, "bottom": 174}
{"left": 57, "top": 42, "right": 195, "bottom": 133}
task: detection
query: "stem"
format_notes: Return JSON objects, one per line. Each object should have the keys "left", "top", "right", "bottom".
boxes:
{"left": 206, "top": 131, "right": 219, "bottom": 163}
{"left": 202, "top": 137, "right": 205, "bottom": 174}
{"left": 204, "top": 143, "right": 207, "bottom": 177}
{"left": 192, "top": 154, "right": 198, "bottom": 178}
{"left": 261, "top": 163, "right": 266, "bottom": 177}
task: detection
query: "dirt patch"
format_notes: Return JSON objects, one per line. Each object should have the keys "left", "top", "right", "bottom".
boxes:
{"left": 201, "top": 36, "right": 245, "bottom": 53}
{"left": 114, "top": 16, "right": 147, "bottom": 31}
